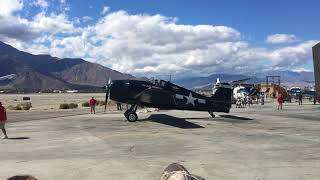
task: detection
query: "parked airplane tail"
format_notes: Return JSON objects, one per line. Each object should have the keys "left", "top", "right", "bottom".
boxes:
{"left": 212, "top": 82, "right": 232, "bottom": 102}
{"left": 210, "top": 81, "right": 232, "bottom": 113}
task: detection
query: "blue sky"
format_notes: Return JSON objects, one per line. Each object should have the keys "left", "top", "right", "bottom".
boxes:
{"left": 0, "top": 0, "right": 319, "bottom": 77}
{"left": 58, "top": 0, "right": 320, "bottom": 42}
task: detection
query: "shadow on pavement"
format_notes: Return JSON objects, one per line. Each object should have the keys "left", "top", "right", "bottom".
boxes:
{"left": 219, "top": 115, "right": 253, "bottom": 121}
{"left": 144, "top": 114, "right": 204, "bottom": 129}
{"left": 183, "top": 117, "right": 212, "bottom": 120}
{"left": 8, "top": 137, "right": 30, "bottom": 140}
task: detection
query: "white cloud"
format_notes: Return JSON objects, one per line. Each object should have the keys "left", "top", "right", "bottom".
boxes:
{"left": 265, "top": 40, "right": 317, "bottom": 67}
{"left": 59, "top": 0, "right": 70, "bottom": 12}
{"left": 88, "top": 11, "right": 243, "bottom": 75}
{"left": 31, "top": 12, "right": 78, "bottom": 34}
{"left": 82, "top": 16, "right": 93, "bottom": 22}
{"left": 0, "top": 16, "right": 37, "bottom": 41}
{"left": 101, "top": 6, "right": 110, "bottom": 15}
{"left": 34, "top": 0, "right": 49, "bottom": 9}
{"left": 0, "top": 0, "right": 23, "bottom": 16}
{"left": 0, "top": 7, "right": 78, "bottom": 42}
{"left": 266, "top": 34, "right": 298, "bottom": 44}
{"left": 0, "top": 7, "right": 318, "bottom": 77}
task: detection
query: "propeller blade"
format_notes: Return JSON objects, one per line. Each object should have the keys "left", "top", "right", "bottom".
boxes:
{"left": 104, "top": 75, "right": 112, "bottom": 113}
{"left": 104, "top": 88, "right": 108, "bottom": 113}
{"left": 108, "top": 76, "right": 111, "bottom": 84}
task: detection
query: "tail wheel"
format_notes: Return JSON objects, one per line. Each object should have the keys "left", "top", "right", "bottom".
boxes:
{"left": 208, "top": 111, "right": 215, "bottom": 118}
{"left": 126, "top": 112, "right": 138, "bottom": 122}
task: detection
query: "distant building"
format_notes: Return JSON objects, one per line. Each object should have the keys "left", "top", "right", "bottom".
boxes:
{"left": 256, "top": 84, "right": 288, "bottom": 98}
{"left": 312, "top": 43, "right": 320, "bottom": 100}
{"left": 53, "top": 90, "right": 62, "bottom": 93}
{"left": 66, "top": 90, "right": 78, "bottom": 93}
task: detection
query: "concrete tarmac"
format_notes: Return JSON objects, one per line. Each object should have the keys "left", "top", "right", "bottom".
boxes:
{"left": 1, "top": 102, "right": 320, "bottom": 180}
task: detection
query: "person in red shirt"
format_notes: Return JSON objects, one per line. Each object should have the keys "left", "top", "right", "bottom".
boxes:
{"left": 277, "top": 93, "right": 284, "bottom": 110}
{"left": 89, "top": 97, "right": 97, "bottom": 114}
{"left": 0, "top": 102, "right": 8, "bottom": 139}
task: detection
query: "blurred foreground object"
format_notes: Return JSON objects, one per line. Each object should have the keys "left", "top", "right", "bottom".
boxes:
{"left": 160, "top": 163, "right": 205, "bottom": 180}
{"left": 7, "top": 175, "right": 37, "bottom": 180}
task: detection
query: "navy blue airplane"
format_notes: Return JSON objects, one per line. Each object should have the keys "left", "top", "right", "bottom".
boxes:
{"left": 104, "top": 79, "right": 232, "bottom": 122}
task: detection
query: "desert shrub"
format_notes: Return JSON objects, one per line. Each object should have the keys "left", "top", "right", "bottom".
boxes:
{"left": 7, "top": 105, "right": 15, "bottom": 110}
{"left": 59, "top": 103, "right": 70, "bottom": 109}
{"left": 7, "top": 105, "right": 22, "bottom": 110}
{"left": 18, "top": 102, "right": 32, "bottom": 110}
{"left": 108, "top": 100, "right": 116, "bottom": 106}
{"left": 97, "top": 100, "right": 106, "bottom": 106}
{"left": 69, "top": 103, "right": 78, "bottom": 109}
{"left": 82, "top": 102, "right": 89, "bottom": 107}
{"left": 59, "top": 103, "right": 78, "bottom": 109}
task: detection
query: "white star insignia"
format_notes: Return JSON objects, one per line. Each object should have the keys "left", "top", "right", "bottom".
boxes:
{"left": 185, "top": 92, "right": 197, "bottom": 106}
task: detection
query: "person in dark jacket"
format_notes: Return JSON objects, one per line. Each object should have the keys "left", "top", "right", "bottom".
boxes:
{"left": 298, "top": 93, "right": 303, "bottom": 105}
{"left": 116, "top": 103, "right": 122, "bottom": 111}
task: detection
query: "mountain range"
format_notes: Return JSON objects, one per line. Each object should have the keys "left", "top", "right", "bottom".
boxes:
{"left": 0, "top": 41, "right": 134, "bottom": 92}
{"left": 173, "top": 71, "right": 315, "bottom": 89}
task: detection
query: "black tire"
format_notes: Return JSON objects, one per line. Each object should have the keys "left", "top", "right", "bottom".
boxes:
{"left": 126, "top": 112, "right": 138, "bottom": 122}
{"left": 124, "top": 110, "right": 130, "bottom": 118}
{"left": 208, "top": 111, "right": 215, "bottom": 118}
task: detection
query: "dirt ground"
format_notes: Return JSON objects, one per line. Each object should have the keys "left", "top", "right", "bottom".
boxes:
{"left": 0, "top": 93, "right": 107, "bottom": 111}
{"left": 0, "top": 94, "right": 320, "bottom": 180}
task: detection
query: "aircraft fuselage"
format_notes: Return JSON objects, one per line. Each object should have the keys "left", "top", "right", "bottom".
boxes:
{"left": 109, "top": 80, "right": 231, "bottom": 113}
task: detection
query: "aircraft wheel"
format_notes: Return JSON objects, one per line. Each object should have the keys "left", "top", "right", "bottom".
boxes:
{"left": 127, "top": 112, "right": 138, "bottom": 122}
{"left": 208, "top": 111, "right": 215, "bottom": 118}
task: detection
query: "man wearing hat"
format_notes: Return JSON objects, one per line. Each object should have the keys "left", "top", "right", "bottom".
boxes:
{"left": 0, "top": 102, "right": 8, "bottom": 139}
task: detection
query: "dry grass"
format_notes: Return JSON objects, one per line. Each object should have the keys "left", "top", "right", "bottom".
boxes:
{"left": 59, "top": 103, "right": 78, "bottom": 109}
{"left": 7, "top": 102, "right": 32, "bottom": 110}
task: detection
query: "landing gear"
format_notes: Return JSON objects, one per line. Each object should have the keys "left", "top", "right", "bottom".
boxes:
{"left": 208, "top": 111, "right": 215, "bottom": 118}
{"left": 124, "top": 104, "right": 138, "bottom": 122}
{"left": 126, "top": 112, "right": 138, "bottom": 122}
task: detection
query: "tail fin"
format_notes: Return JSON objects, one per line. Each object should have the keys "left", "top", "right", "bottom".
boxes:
{"left": 212, "top": 82, "right": 232, "bottom": 102}
{"left": 211, "top": 82, "right": 232, "bottom": 113}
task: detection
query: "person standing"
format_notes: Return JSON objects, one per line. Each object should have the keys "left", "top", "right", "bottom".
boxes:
{"left": 116, "top": 103, "right": 122, "bottom": 111}
{"left": 277, "top": 93, "right": 284, "bottom": 110}
{"left": 243, "top": 96, "right": 247, "bottom": 108}
{"left": 298, "top": 93, "right": 303, "bottom": 105}
{"left": 248, "top": 95, "right": 252, "bottom": 107}
{"left": 236, "top": 97, "right": 242, "bottom": 108}
{"left": 0, "top": 102, "right": 8, "bottom": 139}
{"left": 89, "top": 97, "right": 97, "bottom": 114}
